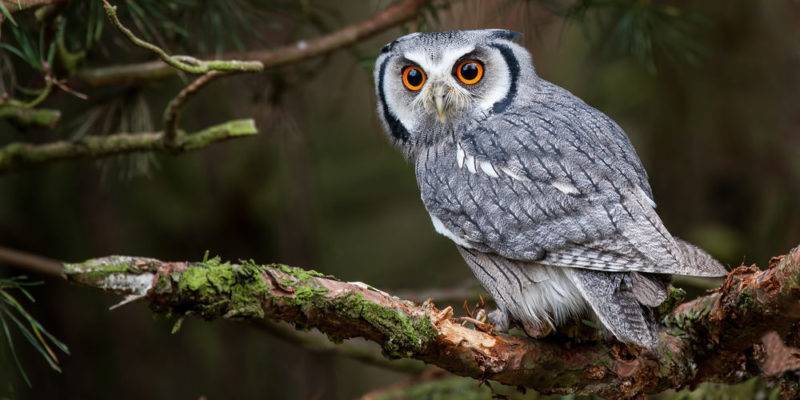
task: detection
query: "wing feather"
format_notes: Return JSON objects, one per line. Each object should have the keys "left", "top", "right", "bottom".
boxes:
{"left": 417, "top": 82, "right": 725, "bottom": 277}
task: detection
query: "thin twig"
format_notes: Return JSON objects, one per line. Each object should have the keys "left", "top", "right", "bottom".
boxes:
{"left": 162, "top": 71, "right": 224, "bottom": 146}
{"left": 98, "top": 0, "right": 262, "bottom": 150}
{"left": 0, "top": 246, "right": 63, "bottom": 278}
{"left": 78, "top": 0, "right": 430, "bottom": 86}
{"left": 100, "top": 0, "right": 263, "bottom": 75}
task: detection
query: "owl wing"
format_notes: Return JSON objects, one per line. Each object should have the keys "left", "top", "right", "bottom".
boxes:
{"left": 417, "top": 84, "right": 726, "bottom": 277}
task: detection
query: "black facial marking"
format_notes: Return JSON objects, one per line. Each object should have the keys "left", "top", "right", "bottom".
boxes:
{"left": 380, "top": 40, "right": 397, "bottom": 54}
{"left": 377, "top": 57, "right": 410, "bottom": 142}
{"left": 488, "top": 43, "right": 520, "bottom": 114}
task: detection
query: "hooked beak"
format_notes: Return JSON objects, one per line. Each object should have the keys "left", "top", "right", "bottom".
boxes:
{"left": 431, "top": 83, "right": 448, "bottom": 123}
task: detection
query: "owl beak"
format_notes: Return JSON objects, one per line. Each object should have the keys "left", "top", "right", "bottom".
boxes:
{"left": 432, "top": 83, "right": 448, "bottom": 123}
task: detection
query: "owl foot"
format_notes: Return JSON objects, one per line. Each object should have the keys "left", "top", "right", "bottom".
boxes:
{"left": 454, "top": 316, "right": 494, "bottom": 333}
{"left": 475, "top": 308, "right": 487, "bottom": 323}
{"left": 522, "top": 321, "right": 553, "bottom": 338}
{"left": 434, "top": 306, "right": 454, "bottom": 324}
{"left": 487, "top": 308, "right": 510, "bottom": 333}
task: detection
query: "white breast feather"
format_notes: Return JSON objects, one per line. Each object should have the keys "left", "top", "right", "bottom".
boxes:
{"left": 430, "top": 214, "right": 472, "bottom": 248}
{"left": 638, "top": 186, "right": 656, "bottom": 208}
{"left": 455, "top": 144, "right": 523, "bottom": 181}
{"left": 552, "top": 180, "right": 580, "bottom": 195}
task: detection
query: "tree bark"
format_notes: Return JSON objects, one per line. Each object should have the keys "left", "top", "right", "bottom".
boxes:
{"left": 0, "top": 119, "right": 257, "bottom": 174}
{"left": 59, "top": 245, "right": 800, "bottom": 398}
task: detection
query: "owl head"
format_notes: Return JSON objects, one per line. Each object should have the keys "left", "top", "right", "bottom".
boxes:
{"left": 374, "top": 29, "right": 534, "bottom": 158}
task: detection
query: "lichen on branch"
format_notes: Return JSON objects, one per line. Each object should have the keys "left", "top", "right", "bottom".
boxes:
{"left": 0, "top": 105, "right": 61, "bottom": 128}
{"left": 60, "top": 245, "right": 800, "bottom": 397}
{"left": 0, "top": 118, "right": 258, "bottom": 174}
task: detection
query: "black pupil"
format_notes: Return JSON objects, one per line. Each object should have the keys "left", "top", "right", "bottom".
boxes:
{"left": 407, "top": 68, "right": 423, "bottom": 86}
{"left": 460, "top": 63, "right": 479, "bottom": 80}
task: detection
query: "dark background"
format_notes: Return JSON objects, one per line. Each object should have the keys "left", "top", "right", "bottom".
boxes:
{"left": 1, "top": 0, "right": 798, "bottom": 398}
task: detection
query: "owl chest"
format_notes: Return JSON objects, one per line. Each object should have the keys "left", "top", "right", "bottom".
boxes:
{"left": 414, "top": 142, "right": 512, "bottom": 248}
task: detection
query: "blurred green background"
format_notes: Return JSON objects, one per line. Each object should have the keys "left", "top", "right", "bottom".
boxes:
{"left": 1, "top": 0, "right": 798, "bottom": 398}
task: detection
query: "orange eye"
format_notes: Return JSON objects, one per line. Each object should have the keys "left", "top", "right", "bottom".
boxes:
{"left": 455, "top": 60, "right": 484, "bottom": 85}
{"left": 402, "top": 65, "right": 426, "bottom": 91}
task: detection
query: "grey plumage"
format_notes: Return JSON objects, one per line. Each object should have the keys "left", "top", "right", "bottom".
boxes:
{"left": 373, "top": 29, "right": 727, "bottom": 348}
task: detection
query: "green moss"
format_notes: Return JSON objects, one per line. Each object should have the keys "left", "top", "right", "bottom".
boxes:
{"left": 161, "top": 258, "right": 435, "bottom": 358}
{"left": 658, "top": 286, "right": 687, "bottom": 316}
{"left": 736, "top": 289, "right": 755, "bottom": 310}
{"left": 174, "top": 259, "right": 271, "bottom": 319}
{"left": 229, "top": 264, "right": 271, "bottom": 319}
{"left": 291, "top": 285, "right": 328, "bottom": 306}
{"left": 274, "top": 263, "right": 325, "bottom": 281}
{"left": 330, "top": 292, "right": 436, "bottom": 358}
{"left": 63, "top": 256, "right": 133, "bottom": 284}
{"left": 179, "top": 267, "right": 211, "bottom": 292}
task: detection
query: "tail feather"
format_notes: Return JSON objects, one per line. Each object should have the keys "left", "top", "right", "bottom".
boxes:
{"left": 631, "top": 272, "right": 669, "bottom": 307}
{"left": 674, "top": 238, "right": 728, "bottom": 277}
{"left": 566, "top": 269, "right": 660, "bottom": 348}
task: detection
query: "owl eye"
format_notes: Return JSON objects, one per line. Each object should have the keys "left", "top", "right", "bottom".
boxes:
{"left": 455, "top": 60, "right": 484, "bottom": 85}
{"left": 401, "top": 65, "right": 426, "bottom": 91}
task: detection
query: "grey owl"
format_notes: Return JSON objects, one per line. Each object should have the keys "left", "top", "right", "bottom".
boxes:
{"left": 373, "top": 29, "right": 726, "bottom": 348}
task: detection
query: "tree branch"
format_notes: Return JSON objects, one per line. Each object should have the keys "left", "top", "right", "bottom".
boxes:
{"left": 0, "top": 105, "right": 61, "bottom": 128}
{"left": 0, "top": 118, "right": 257, "bottom": 174}
{"left": 75, "top": 0, "right": 431, "bottom": 87}
{"left": 100, "top": 0, "right": 263, "bottom": 76}
{"left": 162, "top": 71, "right": 225, "bottom": 146}
{"left": 59, "top": 245, "right": 800, "bottom": 397}
{"left": 0, "top": 246, "right": 63, "bottom": 278}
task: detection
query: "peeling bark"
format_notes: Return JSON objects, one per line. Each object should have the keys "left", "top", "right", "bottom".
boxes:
{"left": 62, "top": 246, "right": 800, "bottom": 398}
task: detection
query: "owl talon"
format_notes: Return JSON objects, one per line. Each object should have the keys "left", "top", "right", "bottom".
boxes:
{"left": 455, "top": 316, "right": 494, "bottom": 333}
{"left": 487, "top": 308, "right": 510, "bottom": 333}
{"left": 434, "top": 306, "right": 454, "bottom": 324}
{"left": 475, "top": 309, "right": 487, "bottom": 323}
{"left": 522, "top": 322, "right": 553, "bottom": 338}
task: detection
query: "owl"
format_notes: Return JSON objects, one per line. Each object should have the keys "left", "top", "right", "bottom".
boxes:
{"left": 373, "top": 29, "right": 726, "bottom": 348}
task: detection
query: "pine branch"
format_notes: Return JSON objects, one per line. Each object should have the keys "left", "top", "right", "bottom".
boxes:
{"left": 75, "top": 0, "right": 431, "bottom": 87}
{"left": 58, "top": 245, "right": 800, "bottom": 397}
{"left": 0, "top": 119, "right": 257, "bottom": 174}
{"left": 162, "top": 71, "right": 225, "bottom": 146}
{"left": 101, "top": 0, "right": 263, "bottom": 75}
{"left": 0, "top": 246, "right": 63, "bottom": 278}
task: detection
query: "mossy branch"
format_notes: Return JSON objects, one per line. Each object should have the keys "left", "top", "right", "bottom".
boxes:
{"left": 58, "top": 245, "right": 800, "bottom": 397}
{"left": 77, "top": 0, "right": 430, "bottom": 87}
{"left": 0, "top": 105, "right": 61, "bottom": 128}
{"left": 0, "top": 118, "right": 257, "bottom": 174}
